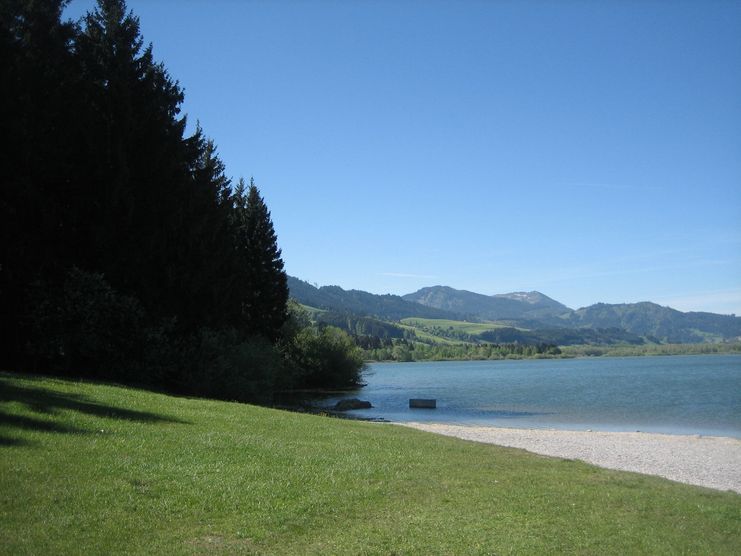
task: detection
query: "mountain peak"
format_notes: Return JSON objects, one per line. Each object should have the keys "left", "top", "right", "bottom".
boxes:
{"left": 402, "top": 285, "right": 570, "bottom": 323}
{"left": 493, "top": 291, "right": 567, "bottom": 309}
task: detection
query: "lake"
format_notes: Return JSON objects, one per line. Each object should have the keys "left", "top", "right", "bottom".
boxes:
{"left": 323, "top": 354, "right": 741, "bottom": 438}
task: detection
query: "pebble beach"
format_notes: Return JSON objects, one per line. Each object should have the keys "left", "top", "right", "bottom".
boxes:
{"left": 399, "top": 422, "right": 741, "bottom": 494}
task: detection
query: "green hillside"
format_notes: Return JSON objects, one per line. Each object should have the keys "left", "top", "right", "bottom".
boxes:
{"left": 399, "top": 317, "right": 512, "bottom": 344}
{"left": 405, "top": 286, "right": 741, "bottom": 343}
{"left": 565, "top": 302, "right": 741, "bottom": 343}
{"left": 2, "top": 372, "right": 740, "bottom": 554}
{"left": 401, "top": 317, "right": 513, "bottom": 335}
{"left": 397, "top": 317, "right": 645, "bottom": 349}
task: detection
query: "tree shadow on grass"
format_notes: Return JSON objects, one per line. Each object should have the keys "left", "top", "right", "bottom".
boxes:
{"left": 0, "top": 435, "right": 31, "bottom": 447}
{"left": 0, "top": 411, "right": 88, "bottom": 433}
{"left": 0, "top": 377, "right": 189, "bottom": 440}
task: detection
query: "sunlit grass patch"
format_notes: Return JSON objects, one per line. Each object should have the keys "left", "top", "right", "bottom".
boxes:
{"left": 1, "top": 371, "right": 739, "bottom": 554}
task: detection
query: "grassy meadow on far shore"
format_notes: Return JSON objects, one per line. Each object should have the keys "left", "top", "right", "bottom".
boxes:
{"left": 1, "top": 372, "right": 740, "bottom": 554}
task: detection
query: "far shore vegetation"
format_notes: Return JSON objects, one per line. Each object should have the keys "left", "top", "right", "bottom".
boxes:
{"left": 297, "top": 302, "right": 740, "bottom": 363}
{"left": 361, "top": 339, "right": 741, "bottom": 363}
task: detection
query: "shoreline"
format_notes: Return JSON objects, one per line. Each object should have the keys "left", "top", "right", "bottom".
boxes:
{"left": 364, "top": 349, "right": 741, "bottom": 364}
{"left": 396, "top": 422, "right": 741, "bottom": 494}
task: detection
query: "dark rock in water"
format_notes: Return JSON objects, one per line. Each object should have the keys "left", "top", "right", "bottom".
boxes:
{"left": 333, "top": 398, "right": 372, "bottom": 411}
{"left": 409, "top": 398, "right": 436, "bottom": 409}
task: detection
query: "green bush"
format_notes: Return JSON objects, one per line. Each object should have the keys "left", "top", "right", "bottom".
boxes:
{"left": 23, "top": 272, "right": 363, "bottom": 402}
{"left": 178, "top": 328, "right": 285, "bottom": 404}
{"left": 25, "top": 268, "right": 145, "bottom": 376}
{"left": 287, "top": 326, "right": 365, "bottom": 389}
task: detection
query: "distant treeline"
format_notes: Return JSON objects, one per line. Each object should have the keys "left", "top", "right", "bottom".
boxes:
{"left": 560, "top": 342, "right": 741, "bottom": 358}
{"left": 0, "top": 1, "right": 363, "bottom": 401}
{"left": 304, "top": 312, "right": 660, "bottom": 359}
{"left": 363, "top": 339, "right": 741, "bottom": 362}
{"left": 313, "top": 311, "right": 410, "bottom": 341}
{"left": 364, "top": 340, "right": 562, "bottom": 362}
{"left": 477, "top": 327, "right": 645, "bottom": 346}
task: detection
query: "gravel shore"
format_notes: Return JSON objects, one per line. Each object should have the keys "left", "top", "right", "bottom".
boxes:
{"left": 399, "top": 422, "right": 741, "bottom": 493}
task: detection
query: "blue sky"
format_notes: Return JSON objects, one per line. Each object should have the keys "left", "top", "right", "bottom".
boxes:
{"left": 66, "top": 1, "right": 741, "bottom": 314}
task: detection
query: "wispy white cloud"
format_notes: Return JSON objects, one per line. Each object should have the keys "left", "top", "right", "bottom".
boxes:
{"left": 560, "top": 181, "right": 665, "bottom": 193}
{"left": 533, "top": 257, "right": 734, "bottom": 285}
{"left": 379, "top": 272, "right": 438, "bottom": 280}
{"left": 654, "top": 288, "right": 741, "bottom": 315}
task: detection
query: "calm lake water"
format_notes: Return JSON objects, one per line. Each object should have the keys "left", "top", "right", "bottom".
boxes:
{"left": 323, "top": 354, "right": 741, "bottom": 438}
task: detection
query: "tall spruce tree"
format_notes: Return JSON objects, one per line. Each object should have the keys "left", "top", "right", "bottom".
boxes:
{"left": 75, "top": 0, "right": 233, "bottom": 332}
{"left": 75, "top": 0, "right": 189, "bottom": 308}
{"left": 0, "top": 0, "right": 81, "bottom": 366}
{"left": 233, "top": 178, "right": 289, "bottom": 341}
{"left": 1, "top": 0, "right": 245, "bottom": 371}
{"left": 179, "top": 130, "right": 238, "bottom": 328}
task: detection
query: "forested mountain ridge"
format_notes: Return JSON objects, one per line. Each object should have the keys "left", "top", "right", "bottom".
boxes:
{"left": 564, "top": 302, "right": 741, "bottom": 343}
{"left": 405, "top": 286, "right": 741, "bottom": 343}
{"left": 290, "top": 279, "right": 741, "bottom": 344}
{"left": 402, "top": 286, "right": 570, "bottom": 324}
{"left": 287, "top": 277, "right": 462, "bottom": 321}
{"left": 493, "top": 291, "right": 572, "bottom": 320}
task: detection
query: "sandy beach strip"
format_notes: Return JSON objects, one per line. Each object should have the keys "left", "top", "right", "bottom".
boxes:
{"left": 398, "top": 422, "right": 741, "bottom": 494}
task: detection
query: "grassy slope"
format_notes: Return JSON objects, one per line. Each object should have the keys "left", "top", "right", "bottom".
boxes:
{"left": 397, "top": 323, "right": 463, "bottom": 345}
{"left": 401, "top": 317, "right": 516, "bottom": 346}
{"left": 401, "top": 317, "right": 513, "bottom": 335}
{"left": 1, "top": 373, "right": 739, "bottom": 555}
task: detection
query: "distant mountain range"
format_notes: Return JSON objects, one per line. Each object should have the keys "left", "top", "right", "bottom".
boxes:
{"left": 288, "top": 277, "right": 741, "bottom": 344}
{"left": 404, "top": 285, "right": 741, "bottom": 343}
{"left": 287, "top": 277, "right": 459, "bottom": 321}
{"left": 403, "top": 286, "right": 571, "bottom": 327}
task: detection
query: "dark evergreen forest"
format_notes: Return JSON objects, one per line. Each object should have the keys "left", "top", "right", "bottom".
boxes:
{"left": 0, "top": 0, "right": 364, "bottom": 401}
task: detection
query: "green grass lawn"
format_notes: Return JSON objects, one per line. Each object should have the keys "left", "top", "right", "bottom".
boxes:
{"left": 1, "top": 372, "right": 739, "bottom": 554}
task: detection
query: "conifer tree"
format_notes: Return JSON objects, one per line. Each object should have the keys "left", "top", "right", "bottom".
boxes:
{"left": 0, "top": 0, "right": 81, "bottom": 366}
{"left": 75, "top": 0, "right": 230, "bottom": 330}
{"left": 0, "top": 0, "right": 363, "bottom": 397}
{"left": 233, "top": 178, "right": 289, "bottom": 340}
{"left": 180, "top": 130, "right": 238, "bottom": 328}
{"left": 75, "top": 0, "right": 189, "bottom": 305}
